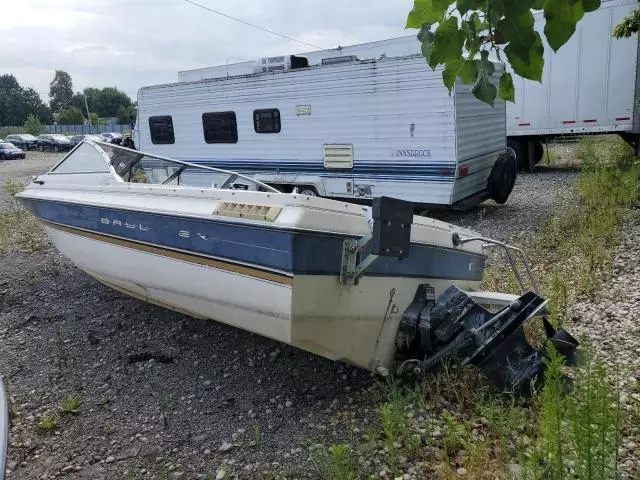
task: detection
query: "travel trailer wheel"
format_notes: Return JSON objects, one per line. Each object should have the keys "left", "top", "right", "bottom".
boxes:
{"left": 488, "top": 151, "right": 517, "bottom": 205}
{"left": 298, "top": 186, "right": 318, "bottom": 197}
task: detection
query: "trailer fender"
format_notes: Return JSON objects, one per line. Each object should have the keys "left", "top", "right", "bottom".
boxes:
{"left": 252, "top": 174, "right": 327, "bottom": 196}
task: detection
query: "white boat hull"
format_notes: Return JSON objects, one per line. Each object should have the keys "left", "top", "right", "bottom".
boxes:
{"left": 45, "top": 224, "right": 479, "bottom": 370}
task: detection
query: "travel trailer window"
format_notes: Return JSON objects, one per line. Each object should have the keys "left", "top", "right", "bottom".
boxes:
{"left": 253, "top": 109, "right": 281, "bottom": 134}
{"left": 50, "top": 143, "right": 110, "bottom": 174}
{"left": 202, "top": 112, "right": 238, "bottom": 144}
{"left": 149, "top": 116, "right": 175, "bottom": 145}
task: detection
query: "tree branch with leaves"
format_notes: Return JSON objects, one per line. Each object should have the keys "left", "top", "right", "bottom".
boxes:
{"left": 406, "top": 0, "right": 601, "bottom": 106}
{"left": 613, "top": 6, "right": 640, "bottom": 38}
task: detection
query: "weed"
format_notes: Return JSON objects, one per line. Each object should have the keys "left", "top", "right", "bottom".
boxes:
{"left": 379, "top": 401, "right": 404, "bottom": 472}
{"left": 326, "top": 444, "right": 360, "bottom": 480}
{"left": 0, "top": 180, "right": 47, "bottom": 253}
{"left": 4, "top": 179, "right": 25, "bottom": 209}
{"left": 37, "top": 412, "right": 59, "bottom": 432}
{"left": 60, "top": 396, "right": 81, "bottom": 415}
{"left": 535, "top": 345, "right": 566, "bottom": 479}
{"left": 544, "top": 147, "right": 557, "bottom": 167}
{"left": 567, "top": 352, "right": 621, "bottom": 480}
{"left": 476, "top": 395, "right": 527, "bottom": 465}
{"left": 253, "top": 424, "right": 263, "bottom": 446}
{"left": 522, "top": 346, "right": 622, "bottom": 480}
{"left": 55, "top": 327, "right": 67, "bottom": 367}
{"left": 124, "top": 465, "right": 138, "bottom": 480}
{"left": 548, "top": 273, "right": 568, "bottom": 329}
{"left": 576, "top": 136, "right": 635, "bottom": 171}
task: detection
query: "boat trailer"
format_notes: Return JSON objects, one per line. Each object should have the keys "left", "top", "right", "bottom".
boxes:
{"left": 342, "top": 197, "right": 579, "bottom": 392}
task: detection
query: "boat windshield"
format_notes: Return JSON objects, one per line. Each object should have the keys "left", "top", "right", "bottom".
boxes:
{"left": 52, "top": 140, "right": 280, "bottom": 192}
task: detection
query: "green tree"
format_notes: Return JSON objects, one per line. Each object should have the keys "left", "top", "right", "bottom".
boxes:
{"left": 0, "top": 74, "right": 52, "bottom": 126}
{"left": 406, "top": 0, "right": 602, "bottom": 105}
{"left": 97, "top": 87, "right": 132, "bottom": 118}
{"left": 71, "top": 87, "right": 133, "bottom": 119}
{"left": 117, "top": 104, "right": 136, "bottom": 125}
{"left": 614, "top": 8, "right": 640, "bottom": 38}
{"left": 57, "top": 106, "right": 85, "bottom": 125}
{"left": 23, "top": 87, "right": 53, "bottom": 124}
{"left": 23, "top": 114, "right": 43, "bottom": 136}
{"left": 49, "top": 70, "right": 74, "bottom": 113}
{"left": 90, "top": 112, "right": 108, "bottom": 125}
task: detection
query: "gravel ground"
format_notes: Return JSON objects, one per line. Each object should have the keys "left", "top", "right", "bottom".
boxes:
{"left": 2, "top": 152, "right": 633, "bottom": 479}
{"left": 570, "top": 216, "right": 640, "bottom": 478}
{"left": 0, "top": 152, "right": 62, "bottom": 211}
{"left": 429, "top": 166, "right": 578, "bottom": 240}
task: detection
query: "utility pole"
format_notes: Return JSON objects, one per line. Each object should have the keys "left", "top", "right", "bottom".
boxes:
{"left": 83, "top": 93, "right": 92, "bottom": 128}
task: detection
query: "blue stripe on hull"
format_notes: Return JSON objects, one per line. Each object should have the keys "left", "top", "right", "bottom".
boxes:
{"left": 22, "top": 198, "right": 485, "bottom": 281}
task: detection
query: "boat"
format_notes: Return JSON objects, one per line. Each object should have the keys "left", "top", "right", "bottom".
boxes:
{"left": 16, "top": 141, "right": 577, "bottom": 391}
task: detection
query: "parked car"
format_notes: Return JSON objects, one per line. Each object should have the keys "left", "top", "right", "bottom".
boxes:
{"left": 0, "top": 142, "right": 26, "bottom": 160}
{"left": 5, "top": 134, "right": 38, "bottom": 150}
{"left": 36, "top": 134, "right": 72, "bottom": 152}
{"left": 100, "top": 132, "right": 123, "bottom": 145}
{"left": 69, "top": 134, "right": 103, "bottom": 147}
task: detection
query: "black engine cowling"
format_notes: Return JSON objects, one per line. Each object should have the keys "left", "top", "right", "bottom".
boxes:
{"left": 395, "top": 285, "right": 579, "bottom": 393}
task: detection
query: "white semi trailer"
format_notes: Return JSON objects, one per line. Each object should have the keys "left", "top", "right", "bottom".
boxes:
{"left": 177, "top": 0, "right": 639, "bottom": 170}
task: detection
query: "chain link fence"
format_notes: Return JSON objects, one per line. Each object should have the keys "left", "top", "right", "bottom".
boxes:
{"left": 0, "top": 124, "right": 131, "bottom": 138}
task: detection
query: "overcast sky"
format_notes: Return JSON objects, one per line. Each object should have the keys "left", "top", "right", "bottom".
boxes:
{"left": 0, "top": 0, "right": 411, "bottom": 102}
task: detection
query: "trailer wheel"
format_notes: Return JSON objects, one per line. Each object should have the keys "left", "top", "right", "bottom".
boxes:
{"left": 298, "top": 186, "right": 318, "bottom": 197}
{"left": 489, "top": 151, "right": 517, "bottom": 205}
{"left": 507, "top": 138, "right": 528, "bottom": 170}
{"left": 533, "top": 141, "right": 544, "bottom": 165}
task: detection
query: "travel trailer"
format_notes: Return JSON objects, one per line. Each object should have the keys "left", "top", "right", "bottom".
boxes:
{"left": 176, "top": 0, "right": 640, "bottom": 170}
{"left": 137, "top": 54, "right": 516, "bottom": 207}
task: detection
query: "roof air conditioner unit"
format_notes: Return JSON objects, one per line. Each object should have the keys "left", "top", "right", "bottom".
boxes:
{"left": 254, "top": 56, "right": 290, "bottom": 74}
{"left": 253, "top": 55, "right": 308, "bottom": 74}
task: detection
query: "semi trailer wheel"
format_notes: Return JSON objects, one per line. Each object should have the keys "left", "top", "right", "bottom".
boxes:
{"left": 489, "top": 151, "right": 517, "bottom": 204}
{"left": 533, "top": 141, "right": 544, "bottom": 165}
{"left": 507, "top": 137, "right": 544, "bottom": 171}
{"left": 507, "top": 138, "right": 526, "bottom": 170}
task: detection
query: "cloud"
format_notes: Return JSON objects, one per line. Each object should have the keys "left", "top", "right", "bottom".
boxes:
{"left": 0, "top": 0, "right": 411, "bottom": 102}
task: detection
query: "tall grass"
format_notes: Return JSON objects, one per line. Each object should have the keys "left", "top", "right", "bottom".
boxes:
{"left": 485, "top": 136, "right": 639, "bottom": 306}
{"left": 522, "top": 347, "right": 622, "bottom": 480}
{"left": 0, "top": 180, "right": 47, "bottom": 253}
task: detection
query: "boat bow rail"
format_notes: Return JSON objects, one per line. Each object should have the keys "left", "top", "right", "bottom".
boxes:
{"left": 451, "top": 233, "right": 540, "bottom": 294}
